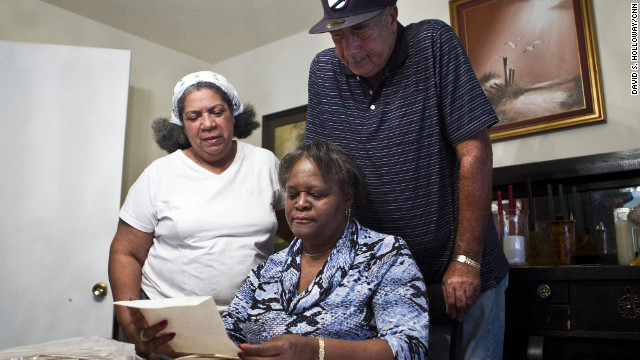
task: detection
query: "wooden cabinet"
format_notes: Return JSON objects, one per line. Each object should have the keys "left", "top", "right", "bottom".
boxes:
{"left": 492, "top": 149, "right": 640, "bottom": 358}
{"left": 504, "top": 266, "right": 640, "bottom": 359}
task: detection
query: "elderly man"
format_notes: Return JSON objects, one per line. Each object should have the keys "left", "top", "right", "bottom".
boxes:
{"left": 305, "top": 0, "right": 510, "bottom": 358}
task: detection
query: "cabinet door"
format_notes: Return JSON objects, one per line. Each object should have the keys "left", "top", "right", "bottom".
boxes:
{"left": 573, "top": 280, "right": 640, "bottom": 331}
{"left": 0, "top": 41, "right": 130, "bottom": 348}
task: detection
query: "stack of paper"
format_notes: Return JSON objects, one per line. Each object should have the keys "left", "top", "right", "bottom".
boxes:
{"left": 0, "top": 336, "right": 141, "bottom": 360}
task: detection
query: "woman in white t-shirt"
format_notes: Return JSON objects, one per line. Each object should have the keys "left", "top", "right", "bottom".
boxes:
{"left": 108, "top": 71, "right": 293, "bottom": 357}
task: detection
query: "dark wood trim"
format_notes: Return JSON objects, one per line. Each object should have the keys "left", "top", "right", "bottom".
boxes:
{"left": 509, "top": 265, "right": 640, "bottom": 281}
{"left": 492, "top": 148, "right": 640, "bottom": 199}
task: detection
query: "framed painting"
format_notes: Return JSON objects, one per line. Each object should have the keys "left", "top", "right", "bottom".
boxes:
{"left": 262, "top": 105, "right": 307, "bottom": 159}
{"left": 449, "top": 0, "right": 605, "bottom": 141}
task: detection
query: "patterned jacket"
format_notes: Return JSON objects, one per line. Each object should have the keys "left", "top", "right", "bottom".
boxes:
{"left": 223, "top": 219, "right": 429, "bottom": 360}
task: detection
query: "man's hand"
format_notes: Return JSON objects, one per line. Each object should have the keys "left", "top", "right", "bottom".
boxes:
{"left": 442, "top": 260, "right": 481, "bottom": 321}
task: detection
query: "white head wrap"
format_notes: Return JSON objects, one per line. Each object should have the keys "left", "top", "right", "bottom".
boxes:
{"left": 170, "top": 71, "right": 244, "bottom": 126}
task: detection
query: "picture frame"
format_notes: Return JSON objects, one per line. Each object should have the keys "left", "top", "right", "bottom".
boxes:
{"left": 261, "top": 105, "right": 307, "bottom": 159}
{"left": 449, "top": 0, "right": 605, "bottom": 141}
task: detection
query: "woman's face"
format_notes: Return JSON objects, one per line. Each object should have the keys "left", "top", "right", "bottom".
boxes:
{"left": 285, "top": 157, "right": 353, "bottom": 244}
{"left": 182, "top": 88, "right": 234, "bottom": 164}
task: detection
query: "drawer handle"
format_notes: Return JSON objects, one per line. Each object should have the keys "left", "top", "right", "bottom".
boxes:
{"left": 537, "top": 284, "right": 551, "bottom": 299}
{"left": 617, "top": 293, "right": 640, "bottom": 319}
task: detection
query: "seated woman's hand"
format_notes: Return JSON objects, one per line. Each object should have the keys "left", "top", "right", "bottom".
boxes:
{"left": 238, "top": 334, "right": 318, "bottom": 360}
{"left": 126, "top": 306, "right": 176, "bottom": 358}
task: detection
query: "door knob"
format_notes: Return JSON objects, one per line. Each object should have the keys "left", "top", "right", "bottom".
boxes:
{"left": 92, "top": 282, "right": 108, "bottom": 298}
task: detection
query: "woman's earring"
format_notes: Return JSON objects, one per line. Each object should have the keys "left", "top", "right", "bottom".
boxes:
{"left": 345, "top": 208, "right": 351, "bottom": 218}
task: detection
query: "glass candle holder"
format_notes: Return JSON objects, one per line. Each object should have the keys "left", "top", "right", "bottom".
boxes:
{"left": 614, "top": 208, "right": 640, "bottom": 265}
{"left": 549, "top": 219, "right": 576, "bottom": 265}
{"left": 496, "top": 209, "right": 529, "bottom": 265}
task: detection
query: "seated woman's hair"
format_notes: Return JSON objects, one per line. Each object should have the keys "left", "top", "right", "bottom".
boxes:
{"left": 151, "top": 81, "right": 259, "bottom": 153}
{"left": 278, "top": 140, "right": 366, "bottom": 204}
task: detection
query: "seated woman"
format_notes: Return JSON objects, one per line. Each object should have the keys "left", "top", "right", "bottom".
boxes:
{"left": 131, "top": 140, "right": 429, "bottom": 359}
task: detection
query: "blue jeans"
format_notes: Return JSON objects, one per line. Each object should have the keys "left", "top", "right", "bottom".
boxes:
{"left": 429, "top": 274, "right": 508, "bottom": 360}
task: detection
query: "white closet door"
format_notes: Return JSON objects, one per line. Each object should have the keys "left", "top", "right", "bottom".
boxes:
{"left": 0, "top": 40, "right": 130, "bottom": 348}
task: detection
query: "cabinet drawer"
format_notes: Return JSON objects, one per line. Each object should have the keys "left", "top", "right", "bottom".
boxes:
{"left": 508, "top": 304, "right": 570, "bottom": 330}
{"left": 573, "top": 280, "right": 640, "bottom": 331}
{"left": 507, "top": 280, "right": 568, "bottom": 303}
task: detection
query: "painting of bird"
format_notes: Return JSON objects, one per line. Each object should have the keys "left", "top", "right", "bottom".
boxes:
{"left": 523, "top": 40, "right": 545, "bottom": 53}
{"left": 504, "top": 36, "right": 522, "bottom": 48}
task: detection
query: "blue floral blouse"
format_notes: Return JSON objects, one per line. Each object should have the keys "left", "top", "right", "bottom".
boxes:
{"left": 222, "top": 219, "right": 429, "bottom": 359}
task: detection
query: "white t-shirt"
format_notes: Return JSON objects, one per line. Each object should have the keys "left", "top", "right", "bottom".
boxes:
{"left": 119, "top": 141, "right": 285, "bottom": 309}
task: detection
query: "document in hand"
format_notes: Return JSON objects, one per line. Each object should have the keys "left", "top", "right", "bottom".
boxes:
{"left": 114, "top": 296, "right": 239, "bottom": 359}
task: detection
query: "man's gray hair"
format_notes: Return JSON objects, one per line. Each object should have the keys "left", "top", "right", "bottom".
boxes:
{"left": 380, "top": 6, "right": 392, "bottom": 25}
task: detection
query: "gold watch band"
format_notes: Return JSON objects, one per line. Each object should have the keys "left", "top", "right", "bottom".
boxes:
{"left": 452, "top": 254, "right": 481, "bottom": 270}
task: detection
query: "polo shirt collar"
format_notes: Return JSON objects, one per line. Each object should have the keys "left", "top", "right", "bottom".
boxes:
{"left": 340, "top": 22, "right": 408, "bottom": 76}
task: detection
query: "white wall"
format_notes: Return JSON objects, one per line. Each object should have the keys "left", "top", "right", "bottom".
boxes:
{"left": 2, "top": 0, "right": 638, "bottom": 194}
{"left": 213, "top": 0, "right": 451, "bottom": 146}
{"left": 215, "top": 0, "right": 640, "bottom": 168}
{"left": 1, "top": 0, "right": 217, "bottom": 197}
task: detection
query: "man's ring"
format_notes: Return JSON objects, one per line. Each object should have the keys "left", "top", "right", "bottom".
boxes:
{"left": 140, "top": 329, "right": 153, "bottom": 342}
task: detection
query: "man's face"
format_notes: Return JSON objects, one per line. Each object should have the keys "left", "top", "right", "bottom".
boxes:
{"left": 329, "top": 6, "right": 398, "bottom": 84}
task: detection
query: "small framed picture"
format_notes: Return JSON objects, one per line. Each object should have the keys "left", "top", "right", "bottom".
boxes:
{"left": 262, "top": 105, "right": 307, "bottom": 159}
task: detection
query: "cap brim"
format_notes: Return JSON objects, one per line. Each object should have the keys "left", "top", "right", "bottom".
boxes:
{"left": 309, "top": 8, "right": 384, "bottom": 34}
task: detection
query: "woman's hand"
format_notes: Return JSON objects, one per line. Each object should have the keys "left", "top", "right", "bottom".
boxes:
{"left": 237, "top": 334, "right": 318, "bottom": 360}
{"left": 127, "top": 307, "right": 176, "bottom": 358}
{"left": 109, "top": 219, "right": 155, "bottom": 351}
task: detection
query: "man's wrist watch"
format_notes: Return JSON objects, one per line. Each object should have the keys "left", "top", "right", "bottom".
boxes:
{"left": 452, "top": 254, "right": 481, "bottom": 270}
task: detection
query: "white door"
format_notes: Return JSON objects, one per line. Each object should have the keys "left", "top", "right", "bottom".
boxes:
{"left": 0, "top": 40, "right": 130, "bottom": 348}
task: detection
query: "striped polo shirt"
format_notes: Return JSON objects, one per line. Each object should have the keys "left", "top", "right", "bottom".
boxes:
{"left": 305, "top": 19, "right": 509, "bottom": 292}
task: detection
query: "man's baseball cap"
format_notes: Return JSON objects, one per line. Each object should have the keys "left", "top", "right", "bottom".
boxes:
{"left": 309, "top": 0, "right": 398, "bottom": 34}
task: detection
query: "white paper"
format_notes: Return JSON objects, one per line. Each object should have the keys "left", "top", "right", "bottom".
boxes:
{"left": 114, "top": 297, "right": 239, "bottom": 359}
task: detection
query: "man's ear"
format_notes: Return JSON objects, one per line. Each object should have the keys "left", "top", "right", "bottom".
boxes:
{"left": 389, "top": 5, "right": 399, "bottom": 30}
